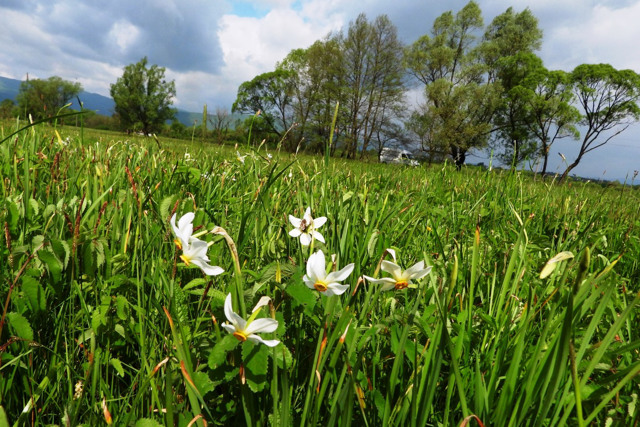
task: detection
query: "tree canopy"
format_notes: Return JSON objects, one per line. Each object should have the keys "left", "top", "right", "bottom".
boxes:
{"left": 16, "top": 76, "right": 82, "bottom": 120}
{"left": 110, "top": 57, "right": 176, "bottom": 135}
{"left": 230, "top": 1, "right": 640, "bottom": 177}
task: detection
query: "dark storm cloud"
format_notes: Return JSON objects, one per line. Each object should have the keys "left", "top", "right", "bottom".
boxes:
{"left": 5, "top": 0, "right": 229, "bottom": 73}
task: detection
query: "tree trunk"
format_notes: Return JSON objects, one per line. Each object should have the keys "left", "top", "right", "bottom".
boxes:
{"left": 540, "top": 144, "right": 550, "bottom": 177}
{"left": 560, "top": 158, "right": 580, "bottom": 182}
{"left": 451, "top": 145, "right": 466, "bottom": 170}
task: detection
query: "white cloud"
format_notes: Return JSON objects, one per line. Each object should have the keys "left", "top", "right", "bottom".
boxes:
{"left": 109, "top": 20, "right": 141, "bottom": 53}
{"left": 545, "top": 2, "right": 640, "bottom": 71}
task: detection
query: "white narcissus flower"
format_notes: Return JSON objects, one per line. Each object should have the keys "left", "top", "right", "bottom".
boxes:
{"left": 304, "top": 250, "right": 354, "bottom": 296}
{"left": 364, "top": 252, "right": 431, "bottom": 291}
{"left": 288, "top": 207, "right": 327, "bottom": 246}
{"left": 222, "top": 294, "right": 280, "bottom": 347}
{"left": 171, "top": 212, "right": 196, "bottom": 250}
{"left": 170, "top": 213, "right": 224, "bottom": 276}
{"left": 236, "top": 151, "right": 246, "bottom": 164}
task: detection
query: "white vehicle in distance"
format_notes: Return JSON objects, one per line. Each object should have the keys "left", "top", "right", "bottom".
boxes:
{"left": 379, "top": 148, "right": 419, "bottom": 166}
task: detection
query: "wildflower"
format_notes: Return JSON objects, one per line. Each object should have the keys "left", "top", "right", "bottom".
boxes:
{"left": 288, "top": 207, "right": 327, "bottom": 246}
{"left": 170, "top": 213, "right": 224, "bottom": 276}
{"left": 304, "top": 250, "right": 354, "bottom": 296}
{"left": 364, "top": 251, "right": 431, "bottom": 291}
{"left": 222, "top": 293, "right": 279, "bottom": 347}
{"left": 236, "top": 151, "right": 246, "bottom": 164}
{"left": 171, "top": 212, "right": 196, "bottom": 250}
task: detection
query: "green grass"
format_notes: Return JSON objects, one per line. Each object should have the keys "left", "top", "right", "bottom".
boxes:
{"left": 0, "top": 119, "right": 639, "bottom": 426}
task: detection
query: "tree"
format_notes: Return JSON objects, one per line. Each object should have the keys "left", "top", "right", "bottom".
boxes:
{"left": 208, "top": 107, "right": 233, "bottom": 145}
{"left": 277, "top": 39, "right": 345, "bottom": 153}
{"left": 560, "top": 64, "right": 640, "bottom": 181}
{"left": 520, "top": 69, "right": 579, "bottom": 175}
{"left": 232, "top": 69, "right": 295, "bottom": 146}
{"left": 110, "top": 57, "right": 176, "bottom": 135}
{"left": 339, "top": 14, "right": 406, "bottom": 159}
{"left": 16, "top": 76, "right": 82, "bottom": 120}
{"left": 481, "top": 8, "right": 544, "bottom": 165}
{"left": 0, "top": 99, "right": 15, "bottom": 119}
{"left": 404, "top": 1, "right": 500, "bottom": 169}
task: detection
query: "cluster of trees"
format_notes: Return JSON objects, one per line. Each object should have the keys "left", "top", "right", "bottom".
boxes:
{"left": 0, "top": 76, "right": 84, "bottom": 121}
{"left": 232, "top": 1, "right": 640, "bottom": 179}
{"left": 5, "top": 1, "right": 639, "bottom": 179}
{"left": 233, "top": 14, "right": 406, "bottom": 159}
{"left": 4, "top": 57, "right": 179, "bottom": 136}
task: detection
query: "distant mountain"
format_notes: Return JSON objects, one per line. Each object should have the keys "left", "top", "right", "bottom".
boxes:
{"left": 0, "top": 75, "right": 228, "bottom": 127}
{"left": 0, "top": 76, "right": 21, "bottom": 102}
{"left": 1, "top": 75, "right": 115, "bottom": 114}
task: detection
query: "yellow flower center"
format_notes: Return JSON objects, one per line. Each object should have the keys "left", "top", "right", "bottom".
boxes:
{"left": 314, "top": 281, "right": 328, "bottom": 292}
{"left": 179, "top": 254, "right": 191, "bottom": 266}
{"left": 395, "top": 280, "right": 409, "bottom": 290}
{"left": 233, "top": 331, "right": 248, "bottom": 342}
{"left": 174, "top": 238, "right": 183, "bottom": 250}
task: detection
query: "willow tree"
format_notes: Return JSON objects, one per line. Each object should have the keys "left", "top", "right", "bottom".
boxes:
{"left": 405, "top": 1, "right": 499, "bottom": 168}
{"left": 560, "top": 64, "right": 640, "bottom": 181}
{"left": 520, "top": 68, "right": 579, "bottom": 176}
{"left": 482, "top": 7, "right": 544, "bottom": 165}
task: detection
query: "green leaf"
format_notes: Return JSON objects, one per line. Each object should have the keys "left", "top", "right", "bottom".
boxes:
{"left": 50, "top": 239, "right": 70, "bottom": 269}
{"left": 191, "top": 370, "right": 215, "bottom": 396}
{"left": 183, "top": 278, "right": 207, "bottom": 291}
{"left": 274, "top": 344, "right": 293, "bottom": 370}
{"left": 367, "top": 229, "right": 380, "bottom": 257}
{"left": 242, "top": 341, "right": 269, "bottom": 392}
{"left": 7, "top": 201, "right": 19, "bottom": 231}
{"left": 159, "top": 195, "right": 178, "bottom": 223}
{"left": 37, "top": 250, "right": 62, "bottom": 283}
{"left": 285, "top": 281, "right": 317, "bottom": 317}
{"left": 110, "top": 358, "right": 125, "bottom": 377}
{"left": 0, "top": 405, "right": 8, "bottom": 427}
{"left": 29, "top": 199, "right": 39, "bottom": 217}
{"left": 115, "top": 295, "right": 128, "bottom": 320}
{"left": 134, "top": 418, "right": 163, "bottom": 427}
{"left": 22, "top": 276, "right": 46, "bottom": 312}
{"left": 7, "top": 312, "right": 34, "bottom": 341}
{"left": 208, "top": 334, "right": 238, "bottom": 369}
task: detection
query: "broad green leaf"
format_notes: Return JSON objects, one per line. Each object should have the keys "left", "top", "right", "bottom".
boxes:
{"left": 7, "top": 312, "right": 34, "bottom": 341}
{"left": 37, "top": 250, "right": 62, "bottom": 283}
{"left": 242, "top": 341, "right": 269, "bottom": 392}
{"left": 208, "top": 334, "right": 238, "bottom": 369}
{"left": 22, "top": 276, "right": 46, "bottom": 312}
{"left": 285, "top": 281, "right": 316, "bottom": 316}
{"left": 191, "top": 370, "right": 215, "bottom": 396}
{"left": 159, "top": 195, "right": 178, "bottom": 223}
{"left": 50, "top": 239, "right": 70, "bottom": 269}
{"left": 0, "top": 405, "right": 9, "bottom": 427}
{"left": 110, "top": 358, "right": 125, "bottom": 377}
{"left": 135, "top": 419, "right": 163, "bottom": 427}
{"left": 115, "top": 295, "right": 128, "bottom": 320}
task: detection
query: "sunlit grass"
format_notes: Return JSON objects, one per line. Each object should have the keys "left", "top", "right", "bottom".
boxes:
{"left": 0, "top": 118, "right": 639, "bottom": 425}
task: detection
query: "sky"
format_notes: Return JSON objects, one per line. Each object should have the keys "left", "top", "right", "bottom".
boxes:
{"left": 1, "top": 0, "right": 640, "bottom": 181}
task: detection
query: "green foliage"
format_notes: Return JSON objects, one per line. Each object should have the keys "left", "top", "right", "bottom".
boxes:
{"left": 110, "top": 56, "right": 177, "bottom": 135}
{"left": 561, "top": 63, "right": 640, "bottom": 180}
{"left": 0, "top": 99, "right": 639, "bottom": 426}
{"left": 16, "top": 76, "right": 82, "bottom": 120}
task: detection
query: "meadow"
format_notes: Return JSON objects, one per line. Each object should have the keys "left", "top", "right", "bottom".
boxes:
{"left": 0, "top": 118, "right": 639, "bottom": 426}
